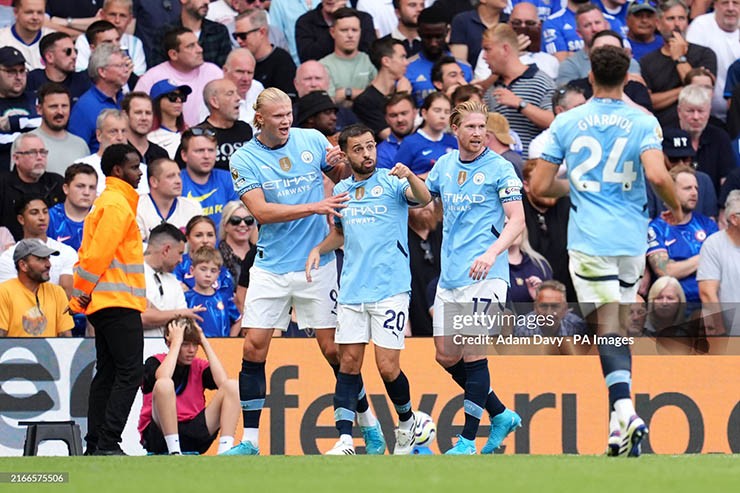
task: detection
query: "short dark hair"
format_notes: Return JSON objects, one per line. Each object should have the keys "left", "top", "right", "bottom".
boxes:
{"left": 431, "top": 55, "right": 459, "bottom": 84}
{"left": 590, "top": 29, "right": 624, "bottom": 49}
{"left": 384, "top": 91, "right": 416, "bottom": 113}
{"left": 421, "top": 91, "right": 450, "bottom": 112}
{"left": 164, "top": 27, "right": 193, "bottom": 55}
{"left": 338, "top": 123, "right": 374, "bottom": 152}
{"left": 15, "top": 194, "right": 48, "bottom": 217}
{"left": 37, "top": 82, "right": 71, "bottom": 105}
{"left": 147, "top": 157, "right": 177, "bottom": 182}
{"left": 418, "top": 6, "right": 447, "bottom": 26}
{"left": 121, "top": 91, "right": 152, "bottom": 113}
{"left": 331, "top": 7, "right": 361, "bottom": 23}
{"left": 451, "top": 84, "right": 482, "bottom": 106}
{"left": 64, "top": 162, "right": 98, "bottom": 185}
{"left": 86, "top": 20, "right": 117, "bottom": 46}
{"left": 39, "top": 32, "right": 71, "bottom": 60}
{"left": 149, "top": 222, "right": 187, "bottom": 246}
{"left": 369, "top": 36, "right": 403, "bottom": 70}
{"left": 590, "top": 45, "right": 630, "bottom": 89}
{"left": 552, "top": 83, "right": 584, "bottom": 109}
{"left": 575, "top": 3, "right": 602, "bottom": 19}
{"left": 185, "top": 215, "right": 216, "bottom": 237}
{"left": 101, "top": 143, "right": 140, "bottom": 177}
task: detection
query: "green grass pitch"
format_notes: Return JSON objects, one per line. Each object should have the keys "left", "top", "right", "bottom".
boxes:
{"left": 2, "top": 455, "right": 738, "bottom": 493}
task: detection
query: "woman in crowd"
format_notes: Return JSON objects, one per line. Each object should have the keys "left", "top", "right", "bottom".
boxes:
{"left": 148, "top": 80, "right": 191, "bottom": 159}
{"left": 175, "top": 215, "right": 235, "bottom": 298}
{"left": 218, "top": 201, "right": 258, "bottom": 284}
{"left": 508, "top": 227, "right": 552, "bottom": 304}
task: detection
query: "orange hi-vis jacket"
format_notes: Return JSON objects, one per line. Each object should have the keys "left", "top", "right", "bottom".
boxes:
{"left": 69, "top": 177, "right": 147, "bottom": 315}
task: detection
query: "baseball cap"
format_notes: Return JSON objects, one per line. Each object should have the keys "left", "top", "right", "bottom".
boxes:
{"left": 296, "top": 91, "right": 338, "bottom": 126}
{"left": 628, "top": 1, "right": 657, "bottom": 15}
{"left": 13, "top": 239, "right": 59, "bottom": 264}
{"left": 662, "top": 128, "right": 696, "bottom": 158}
{"left": 0, "top": 47, "right": 26, "bottom": 67}
{"left": 149, "top": 79, "right": 193, "bottom": 101}
{"left": 486, "top": 112, "right": 514, "bottom": 146}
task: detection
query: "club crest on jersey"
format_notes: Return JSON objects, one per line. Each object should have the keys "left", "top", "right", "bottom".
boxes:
{"left": 279, "top": 157, "right": 292, "bottom": 171}
{"left": 473, "top": 172, "right": 485, "bottom": 185}
{"left": 457, "top": 171, "right": 467, "bottom": 185}
{"left": 230, "top": 167, "right": 239, "bottom": 180}
{"left": 371, "top": 186, "right": 383, "bottom": 197}
{"left": 355, "top": 186, "right": 365, "bottom": 200}
{"left": 695, "top": 230, "right": 707, "bottom": 242}
{"left": 301, "top": 151, "right": 313, "bottom": 163}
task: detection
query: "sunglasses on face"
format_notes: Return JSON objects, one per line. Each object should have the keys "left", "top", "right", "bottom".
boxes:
{"left": 188, "top": 127, "right": 216, "bottom": 137}
{"left": 62, "top": 47, "right": 77, "bottom": 56}
{"left": 232, "top": 28, "right": 260, "bottom": 41}
{"left": 165, "top": 92, "right": 187, "bottom": 103}
{"left": 228, "top": 215, "right": 255, "bottom": 226}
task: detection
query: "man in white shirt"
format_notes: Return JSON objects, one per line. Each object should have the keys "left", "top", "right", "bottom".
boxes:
{"left": 221, "top": 48, "right": 264, "bottom": 131}
{"left": 0, "top": 0, "right": 54, "bottom": 70}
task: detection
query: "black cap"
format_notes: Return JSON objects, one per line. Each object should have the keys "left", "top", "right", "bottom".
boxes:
{"left": 296, "top": 91, "right": 338, "bottom": 125}
{"left": 662, "top": 128, "right": 696, "bottom": 158}
{"left": 0, "top": 47, "right": 26, "bottom": 67}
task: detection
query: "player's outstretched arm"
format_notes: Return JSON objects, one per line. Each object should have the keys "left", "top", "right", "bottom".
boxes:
{"left": 469, "top": 200, "right": 526, "bottom": 280}
{"left": 306, "top": 227, "right": 344, "bottom": 282}
{"left": 643, "top": 149, "right": 683, "bottom": 224}
{"left": 324, "top": 146, "right": 350, "bottom": 184}
{"left": 241, "top": 188, "right": 350, "bottom": 224}
{"left": 195, "top": 323, "right": 229, "bottom": 388}
{"left": 530, "top": 159, "right": 569, "bottom": 199}
{"left": 390, "top": 163, "right": 432, "bottom": 205}
{"left": 156, "top": 319, "right": 186, "bottom": 380}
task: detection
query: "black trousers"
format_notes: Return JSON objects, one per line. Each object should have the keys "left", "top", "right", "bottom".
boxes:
{"left": 86, "top": 307, "right": 144, "bottom": 451}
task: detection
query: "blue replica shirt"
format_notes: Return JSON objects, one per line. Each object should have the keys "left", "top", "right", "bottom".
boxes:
{"left": 512, "top": 0, "right": 558, "bottom": 20}
{"left": 47, "top": 202, "right": 84, "bottom": 251}
{"left": 543, "top": 8, "right": 626, "bottom": 55}
{"left": 185, "top": 289, "right": 240, "bottom": 337}
{"left": 180, "top": 168, "right": 238, "bottom": 232}
{"left": 174, "top": 253, "right": 235, "bottom": 300}
{"left": 426, "top": 148, "right": 523, "bottom": 289}
{"left": 230, "top": 127, "right": 335, "bottom": 274}
{"left": 68, "top": 86, "right": 123, "bottom": 153}
{"left": 406, "top": 51, "right": 473, "bottom": 107}
{"left": 647, "top": 214, "right": 718, "bottom": 302}
{"left": 333, "top": 169, "right": 411, "bottom": 304}
{"left": 541, "top": 98, "right": 663, "bottom": 257}
{"left": 387, "top": 131, "right": 458, "bottom": 176}
{"left": 592, "top": 0, "right": 629, "bottom": 23}
{"left": 376, "top": 134, "right": 402, "bottom": 169}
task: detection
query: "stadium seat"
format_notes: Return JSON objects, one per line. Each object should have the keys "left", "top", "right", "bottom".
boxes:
{"left": 19, "top": 420, "right": 83, "bottom": 456}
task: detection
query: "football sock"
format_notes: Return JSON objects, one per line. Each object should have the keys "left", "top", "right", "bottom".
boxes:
{"left": 598, "top": 334, "right": 633, "bottom": 424}
{"left": 217, "top": 436, "right": 234, "bottom": 454}
{"left": 332, "top": 363, "right": 371, "bottom": 415}
{"left": 444, "top": 359, "right": 467, "bottom": 388}
{"left": 446, "top": 359, "right": 505, "bottom": 417}
{"left": 462, "top": 359, "right": 490, "bottom": 441}
{"left": 239, "top": 359, "right": 266, "bottom": 443}
{"left": 164, "top": 434, "right": 180, "bottom": 455}
{"left": 486, "top": 388, "right": 506, "bottom": 418}
{"left": 383, "top": 371, "right": 414, "bottom": 423}
{"left": 334, "top": 372, "right": 359, "bottom": 436}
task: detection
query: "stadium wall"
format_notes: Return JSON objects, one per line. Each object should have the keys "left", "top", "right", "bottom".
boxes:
{"left": 0, "top": 338, "right": 738, "bottom": 456}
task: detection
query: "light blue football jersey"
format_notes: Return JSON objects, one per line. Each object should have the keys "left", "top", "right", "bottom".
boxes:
{"left": 426, "top": 148, "right": 523, "bottom": 290}
{"left": 541, "top": 97, "right": 663, "bottom": 257}
{"left": 229, "top": 128, "right": 336, "bottom": 274}
{"left": 333, "top": 169, "right": 411, "bottom": 304}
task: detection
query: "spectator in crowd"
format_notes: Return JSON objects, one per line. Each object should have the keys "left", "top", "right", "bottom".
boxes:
{"left": 134, "top": 27, "right": 223, "bottom": 127}
{"left": 406, "top": 6, "right": 472, "bottom": 107}
{"left": 141, "top": 223, "right": 202, "bottom": 337}
{"left": 83, "top": 20, "right": 139, "bottom": 91}
{"left": 179, "top": 128, "right": 238, "bottom": 229}
{"left": 0, "top": 238, "right": 73, "bottom": 337}
{"left": 148, "top": 80, "right": 191, "bottom": 159}
{"left": 677, "top": 84, "right": 735, "bottom": 194}
{"left": 320, "top": 8, "right": 378, "bottom": 107}
{"left": 625, "top": 1, "right": 663, "bottom": 62}
{"left": 69, "top": 44, "right": 127, "bottom": 153}
{"left": 407, "top": 199, "right": 441, "bottom": 336}
{"left": 473, "top": 2, "right": 560, "bottom": 82}
{"left": 216, "top": 1, "right": 288, "bottom": 50}
{"left": 45, "top": 0, "right": 104, "bottom": 36}
{"left": 389, "top": 92, "right": 455, "bottom": 177}
{"left": 719, "top": 167, "right": 740, "bottom": 225}
{"left": 30, "top": 83, "right": 90, "bottom": 176}
{"left": 137, "top": 158, "right": 202, "bottom": 242}
{"left": 47, "top": 163, "right": 98, "bottom": 251}
{"left": 221, "top": 48, "right": 264, "bottom": 132}
{"left": 482, "top": 23, "right": 554, "bottom": 157}
{"left": 0, "top": 195, "right": 77, "bottom": 295}
{"left": 640, "top": 0, "right": 717, "bottom": 129}
{"left": 293, "top": 59, "right": 356, "bottom": 131}
{"left": 0, "top": 134, "right": 64, "bottom": 240}
{"left": 647, "top": 165, "right": 718, "bottom": 311}
{"left": 133, "top": 0, "right": 182, "bottom": 67}
{"left": 431, "top": 56, "right": 468, "bottom": 97}
{"left": 485, "top": 112, "right": 522, "bottom": 178}
{"left": 234, "top": 9, "right": 296, "bottom": 99}
{"left": 138, "top": 318, "right": 240, "bottom": 455}
{"left": 71, "top": 143, "right": 146, "bottom": 455}
{"left": 74, "top": 109, "right": 131, "bottom": 195}
{"left": 27, "top": 33, "right": 92, "bottom": 104}
{"left": 0, "top": 0, "right": 53, "bottom": 70}
{"left": 296, "top": 90, "right": 340, "bottom": 144}
{"left": 508, "top": 227, "right": 552, "bottom": 303}
{"left": 152, "top": 0, "right": 232, "bottom": 68}
{"left": 353, "top": 37, "right": 410, "bottom": 139}
{"left": 296, "top": 3, "right": 376, "bottom": 63}
{"left": 646, "top": 127, "right": 718, "bottom": 220}
{"left": 75, "top": 0, "right": 147, "bottom": 76}
{"left": 390, "top": 0, "right": 424, "bottom": 57}
{"left": 0, "top": 48, "right": 40, "bottom": 172}
{"left": 122, "top": 92, "right": 170, "bottom": 166}
{"left": 686, "top": 0, "right": 740, "bottom": 123}
{"left": 645, "top": 277, "right": 704, "bottom": 355}
{"left": 218, "top": 200, "right": 256, "bottom": 289}
{"left": 698, "top": 190, "right": 740, "bottom": 335}
{"left": 266, "top": 0, "right": 312, "bottom": 65}
{"left": 174, "top": 215, "right": 235, "bottom": 297}
{"left": 376, "top": 92, "right": 417, "bottom": 169}
{"left": 450, "top": 84, "right": 484, "bottom": 106}
{"left": 356, "top": 0, "right": 396, "bottom": 38}
{"left": 185, "top": 245, "right": 240, "bottom": 337}
{"left": 449, "top": 0, "right": 508, "bottom": 68}
{"left": 528, "top": 84, "right": 586, "bottom": 160}
{"left": 510, "top": 280, "right": 586, "bottom": 340}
